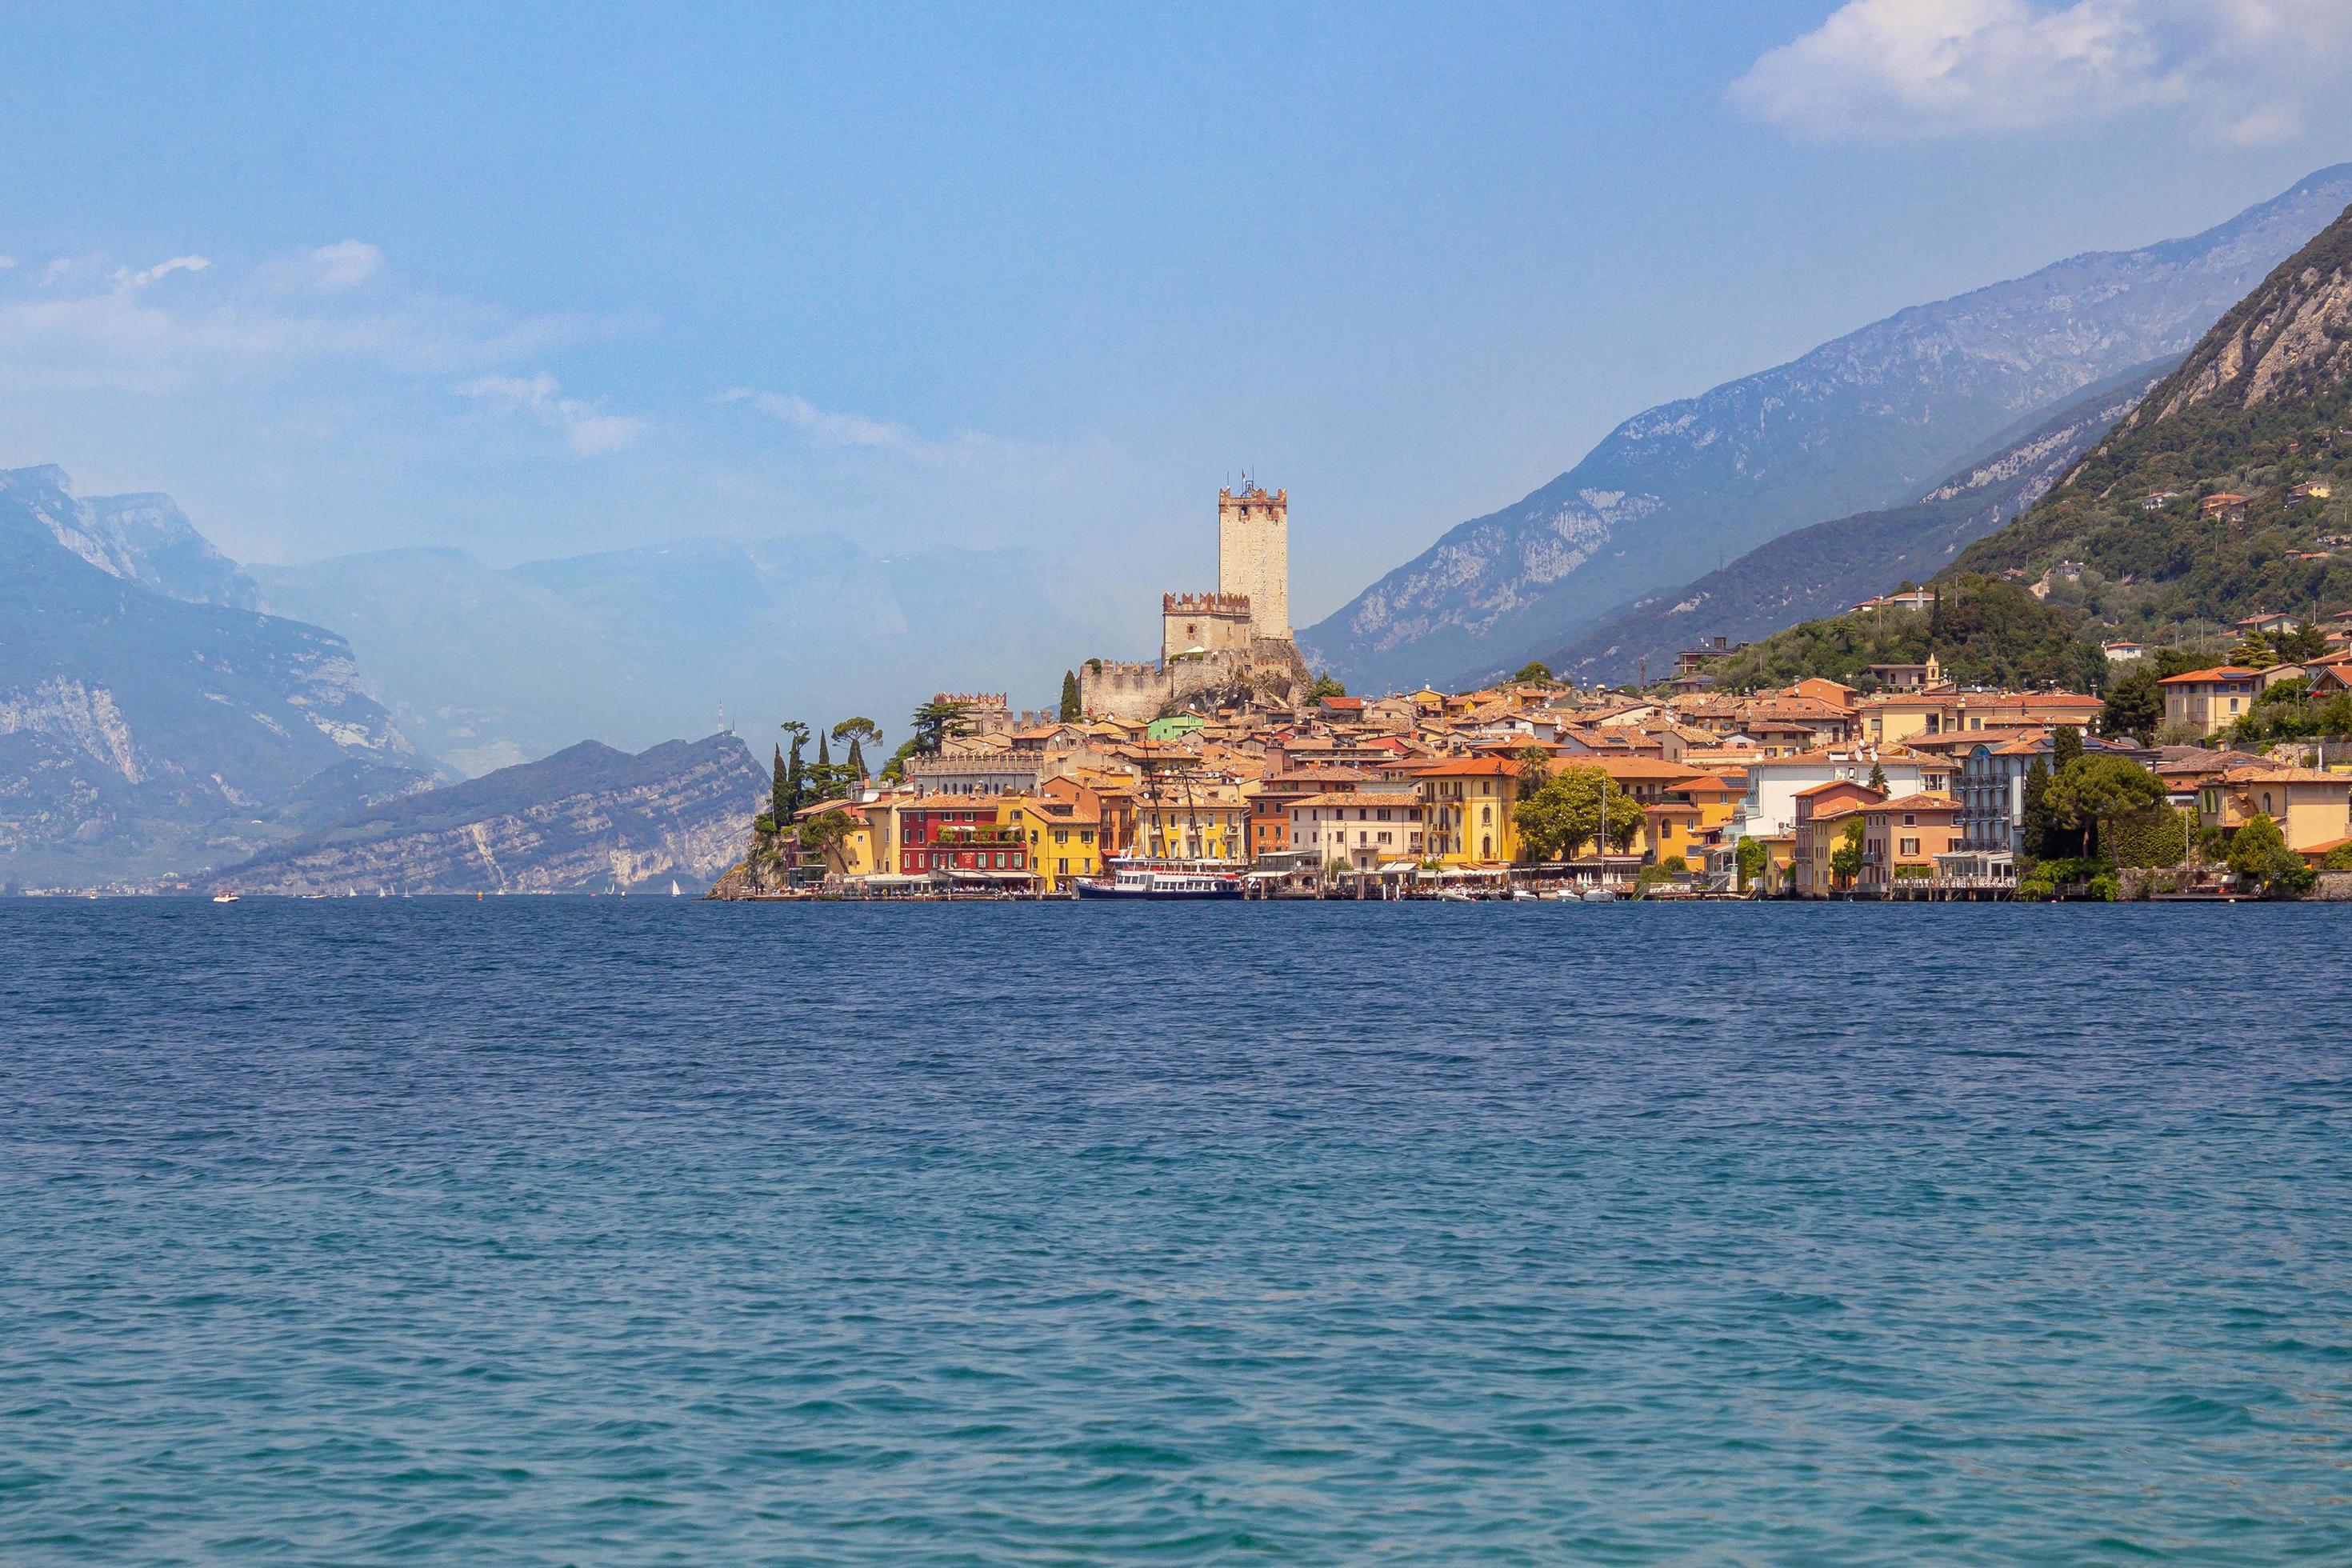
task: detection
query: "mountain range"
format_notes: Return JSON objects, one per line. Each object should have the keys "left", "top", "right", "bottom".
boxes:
{"left": 1715, "top": 198, "right": 2352, "bottom": 689}
{"left": 215, "top": 734, "right": 764, "bottom": 895}
{"left": 1542, "top": 362, "right": 2171, "bottom": 684}
{"left": 1299, "top": 164, "right": 2352, "bottom": 695}
{"left": 0, "top": 466, "right": 430, "bottom": 889}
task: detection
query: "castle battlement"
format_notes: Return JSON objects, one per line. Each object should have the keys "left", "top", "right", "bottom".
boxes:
{"left": 931, "top": 691, "right": 1009, "bottom": 709}
{"left": 1163, "top": 591, "right": 1252, "bottom": 616}
{"left": 1218, "top": 485, "right": 1286, "bottom": 508}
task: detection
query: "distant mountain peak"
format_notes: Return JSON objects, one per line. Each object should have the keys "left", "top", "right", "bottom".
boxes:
{"left": 0, "top": 462, "right": 260, "bottom": 611}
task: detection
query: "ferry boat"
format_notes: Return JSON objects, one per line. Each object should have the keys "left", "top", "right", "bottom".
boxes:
{"left": 1075, "top": 858, "right": 1243, "bottom": 901}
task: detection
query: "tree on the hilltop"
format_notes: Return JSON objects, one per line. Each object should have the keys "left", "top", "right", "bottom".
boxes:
{"left": 2044, "top": 754, "right": 2164, "bottom": 862}
{"left": 2099, "top": 664, "right": 2163, "bottom": 740}
{"left": 2228, "top": 630, "right": 2274, "bottom": 668}
{"left": 770, "top": 744, "right": 790, "bottom": 828}
{"left": 780, "top": 721, "right": 810, "bottom": 816}
{"left": 1830, "top": 819, "right": 1866, "bottom": 890}
{"left": 910, "top": 698, "right": 972, "bottom": 754}
{"left": 1513, "top": 661, "right": 1554, "bottom": 684}
{"left": 830, "top": 718, "right": 882, "bottom": 785}
{"left": 1059, "top": 670, "right": 1082, "bottom": 722}
{"left": 2276, "top": 621, "right": 2330, "bottom": 662}
{"left": 1305, "top": 673, "right": 1346, "bottom": 703}
{"left": 845, "top": 736, "right": 867, "bottom": 781}
{"left": 811, "top": 731, "right": 836, "bottom": 802}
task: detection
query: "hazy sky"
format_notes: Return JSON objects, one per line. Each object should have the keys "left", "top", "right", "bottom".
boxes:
{"left": 6, "top": 1, "right": 2352, "bottom": 626}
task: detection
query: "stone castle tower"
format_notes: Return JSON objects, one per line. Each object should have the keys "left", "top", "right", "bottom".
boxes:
{"left": 1218, "top": 482, "right": 1288, "bottom": 640}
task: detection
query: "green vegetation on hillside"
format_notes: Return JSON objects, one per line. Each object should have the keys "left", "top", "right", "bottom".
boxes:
{"left": 1709, "top": 575, "right": 2104, "bottom": 693}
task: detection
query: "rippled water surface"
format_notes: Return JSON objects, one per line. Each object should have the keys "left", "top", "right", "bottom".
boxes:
{"left": 6, "top": 899, "right": 2352, "bottom": 1563}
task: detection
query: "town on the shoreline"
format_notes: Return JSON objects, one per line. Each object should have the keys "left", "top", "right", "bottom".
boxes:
{"left": 720, "top": 485, "right": 2352, "bottom": 902}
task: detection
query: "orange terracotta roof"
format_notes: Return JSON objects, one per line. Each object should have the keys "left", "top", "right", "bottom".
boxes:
{"left": 2158, "top": 666, "right": 2261, "bottom": 685}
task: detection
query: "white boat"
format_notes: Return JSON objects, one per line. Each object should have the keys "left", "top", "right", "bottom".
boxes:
{"left": 1511, "top": 889, "right": 1541, "bottom": 902}
{"left": 210, "top": 891, "right": 239, "bottom": 903}
{"left": 1076, "top": 858, "right": 1243, "bottom": 901}
{"left": 670, "top": 880, "right": 682, "bottom": 897}
{"left": 1581, "top": 886, "right": 1619, "bottom": 902}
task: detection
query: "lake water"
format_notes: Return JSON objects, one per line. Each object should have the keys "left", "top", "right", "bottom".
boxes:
{"left": 6, "top": 899, "right": 2352, "bottom": 1563}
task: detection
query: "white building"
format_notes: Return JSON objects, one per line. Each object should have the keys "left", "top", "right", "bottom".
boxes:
{"left": 1727, "top": 746, "right": 1955, "bottom": 842}
{"left": 1287, "top": 792, "right": 1426, "bottom": 872}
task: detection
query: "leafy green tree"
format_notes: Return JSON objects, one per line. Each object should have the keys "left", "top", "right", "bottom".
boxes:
{"left": 910, "top": 699, "right": 971, "bottom": 754}
{"left": 2053, "top": 725, "right": 2084, "bottom": 770}
{"left": 796, "top": 807, "right": 856, "bottom": 858}
{"left": 2322, "top": 693, "right": 2352, "bottom": 738}
{"left": 1866, "top": 762, "right": 1888, "bottom": 794}
{"left": 2322, "top": 842, "right": 2352, "bottom": 871}
{"left": 770, "top": 744, "right": 790, "bottom": 826}
{"left": 2098, "top": 663, "right": 2163, "bottom": 740}
{"left": 1735, "top": 836, "right": 1768, "bottom": 892}
{"left": 2276, "top": 621, "right": 2330, "bottom": 662}
{"left": 1830, "top": 819, "right": 1866, "bottom": 890}
{"left": 1512, "top": 661, "right": 1554, "bottom": 684}
{"left": 845, "top": 736, "right": 867, "bottom": 781}
{"left": 1059, "top": 670, "right": 1082, "bottom": 722}
{"left": 2227, "top": 812, "right": 2313, "bottom": 894}
{"left": 2043, "top": 754, "right": 2165, "bottom": 861}
{"left": 1514, "top": 764, "right": 1634, "bottom": 862}
{"left": 1305, "top": 673, "right": 1347, "bottom": 703}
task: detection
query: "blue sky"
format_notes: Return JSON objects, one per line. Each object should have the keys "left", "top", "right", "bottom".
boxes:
{"left": 6, "top": 0, "right": 2351, "bottom": 626}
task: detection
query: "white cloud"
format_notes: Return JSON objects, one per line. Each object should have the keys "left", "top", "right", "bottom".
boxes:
{"left": 303, "top": 240, "right": 385, "bottom": 291}
{"left": 1731, "top": 0, "right": 2352, "bottom": 141}
{"left": 118, "top": 254, "right": 212, "bottom": 290}
{"left": 460, "top": 371, "right": 643, "bottom": 456}
{"left": 0, "top": 243, "right": 611, "bottom": 393}
{"left": 720, "top": 387, "right": 1034, "bottom": 467}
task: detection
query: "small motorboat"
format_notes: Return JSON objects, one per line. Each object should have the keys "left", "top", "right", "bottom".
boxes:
{"left": 211, "top": 891, "right": 240, "bottom": 904}
{"left": 1581, "top": 886, "right": 1619, "bottom": 902}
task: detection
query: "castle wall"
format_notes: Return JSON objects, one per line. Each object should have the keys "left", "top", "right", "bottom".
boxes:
{"left": 1161, "top": 592, "right": 1254, "bottom": 662}
{"left": 1078, "top": 660, "right": 1169, "bottom": 723}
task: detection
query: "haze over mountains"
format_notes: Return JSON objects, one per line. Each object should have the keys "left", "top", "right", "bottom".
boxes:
{"left": 0, "top": 466, "right": 430, "bottom": 887}
{"left": 253, "top": 538, "right": 1110, "bottom": 777}
{"left": 1299, "top": 165, "right": 2352, "bottom": 695}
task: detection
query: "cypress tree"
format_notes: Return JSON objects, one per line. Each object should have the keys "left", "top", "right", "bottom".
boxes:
{"left": 815, "top": 731, "right": 833, "bottom": 798}
{"left": 770, "top": 744, "right": 788, "bottom": 824}
{"left": 2054, "top": 725, "right": 2084, "bottom": 770}
{"left": 1059, "top": 670, "right": 1082, "bottom": 722}
{"left": 2021, "top": 755, "right": 2053, "bottom": 859}
{"left": 846, "top": 736, "right": 866, "bottom": 781}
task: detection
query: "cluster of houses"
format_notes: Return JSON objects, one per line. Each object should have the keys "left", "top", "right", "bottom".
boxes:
{"left": 774, "top": 658, "right": 2352, "bottom": 896}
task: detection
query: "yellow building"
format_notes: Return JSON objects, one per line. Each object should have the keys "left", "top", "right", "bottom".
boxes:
{"left": 1133, "top": 779, "right": 1247, "bottom": 864}
{"left": 1417, "top": 756, "right": 1527, "bottom": 863}
{"left": 998, "top": 792, "right": 1105, "bottom": 891}
{"left": 2201, "top": 766, "right": 2352, "bottom": 852}
{"left": 793, "top": 797, "right": 880, "bottom": 878}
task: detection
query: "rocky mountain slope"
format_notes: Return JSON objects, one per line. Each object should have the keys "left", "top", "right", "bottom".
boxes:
{"left": 1300, "top": 164, "right": 2352, "bottom": 694}
{"left": 1705, "top": 202, "right": 2352, "bottom": 691}
{"left": 0, "top": 466, "right": 430, "bottom": 889}
{"left": 254, "top": 535, "right": 1111, "bottom": 776}
{"left": 214, "top": 734, "right": 764, "bottom": 895}
{"left": 1542, "top": 364, "right": 2167, "bottom": 684}
{"left": 1953, "top": 199, "right": 2352, "bottom": 634}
